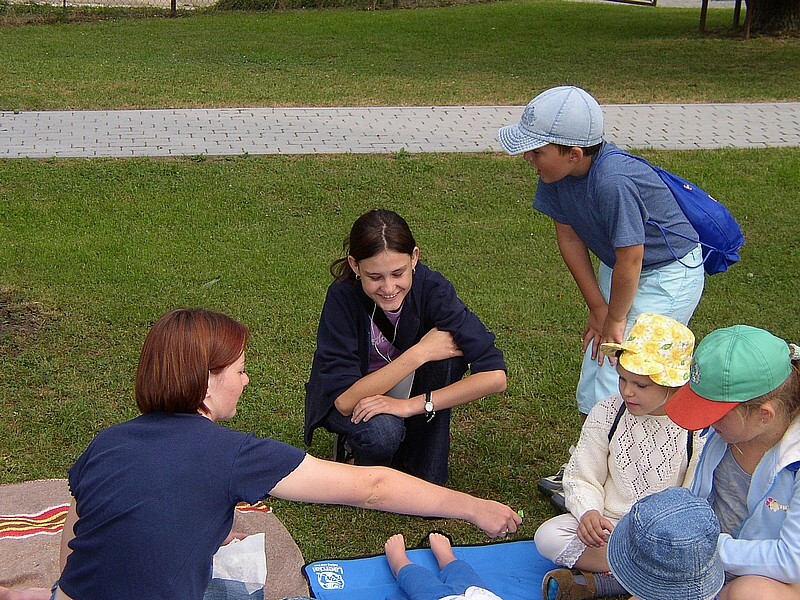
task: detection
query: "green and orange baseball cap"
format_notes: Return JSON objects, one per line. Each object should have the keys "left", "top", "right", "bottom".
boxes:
{"left": 665, "top": 325, "right": 792, "bottom": 431}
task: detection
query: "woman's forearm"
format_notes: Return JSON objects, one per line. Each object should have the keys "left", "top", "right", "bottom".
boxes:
{"left": 405, "top": 370, "right": 507, "bottom": 416}
{"left": 270, "top": 456, "right": 521, "bottom": 537}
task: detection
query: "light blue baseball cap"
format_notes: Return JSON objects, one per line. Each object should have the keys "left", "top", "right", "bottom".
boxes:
{"left": 498, "top": 86, "right": 604, "bottom": 155}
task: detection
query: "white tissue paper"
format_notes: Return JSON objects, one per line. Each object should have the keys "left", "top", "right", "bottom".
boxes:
{"left": 212, "top": 532, "right": 267, "bottom": 594}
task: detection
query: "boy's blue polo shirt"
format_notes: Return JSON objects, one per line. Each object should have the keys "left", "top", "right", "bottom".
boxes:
{"left": 534, "top": 142, "right": 697, "bottom": 269}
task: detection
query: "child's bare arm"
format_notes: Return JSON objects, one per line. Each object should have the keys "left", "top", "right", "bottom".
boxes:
{"left": 605, "top": 245, "right": 643, "bottom": 346}
{"left": 555, "top": 223, "right": 608, "bottom": 360}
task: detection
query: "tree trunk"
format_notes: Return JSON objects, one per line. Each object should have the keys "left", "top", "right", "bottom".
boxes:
{"left": 748, "top": 0, "right": 800, "bottom": 34}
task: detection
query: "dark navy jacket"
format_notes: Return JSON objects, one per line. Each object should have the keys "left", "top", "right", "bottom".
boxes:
{"left": 304, "top": 261, "right": 506, "bottom": 445}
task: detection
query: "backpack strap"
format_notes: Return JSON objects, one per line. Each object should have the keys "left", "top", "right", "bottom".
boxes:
{"left": 589, "top": 147, "right": 643, "bottom": 180}
{"left": 608, "top": 402, "right": 626, "bottom": 443}
{"left": 609, "top": 399, "right": 694, "bottom": 463}
{"left": 646, "top": 220, "right": 708, "bottom": 268}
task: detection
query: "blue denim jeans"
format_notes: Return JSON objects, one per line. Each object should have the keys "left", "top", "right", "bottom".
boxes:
{"left": 324, "top": 408, "right": 451, "bottom": 485}
{"left": 50, "top": 579, "right": 264, "bottom": 600}
{"left": 394, "top": 560, "right": 488, "bottom": 600}
{"left": 203, "top": 579, "right": 264, "bottom": 600}
{"left": 575, "top": 244, "right": 705, "bottom": 415}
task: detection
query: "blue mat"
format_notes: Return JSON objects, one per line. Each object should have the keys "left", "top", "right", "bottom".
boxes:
{"left": 303, "top": 538, "right": 557, "bottom": 600}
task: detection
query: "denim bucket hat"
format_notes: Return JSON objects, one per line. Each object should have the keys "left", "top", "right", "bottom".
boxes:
{"left": 497, "top": 86, "right": 604, "bottom": 155}
{"left": 608, "top": 487, "right": 724, "bottom": 600}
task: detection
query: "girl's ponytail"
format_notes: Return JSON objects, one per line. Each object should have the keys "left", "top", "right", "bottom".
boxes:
{"left": 790, "top": 343, "right": 800, "bottom": 366}
{"left": 782, "top": 342, "right": 800, "bottom": 419}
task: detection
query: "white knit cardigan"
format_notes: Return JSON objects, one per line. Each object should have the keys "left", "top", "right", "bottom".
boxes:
{"left": 563, "top": 394, "right": 704, "bottom": 522}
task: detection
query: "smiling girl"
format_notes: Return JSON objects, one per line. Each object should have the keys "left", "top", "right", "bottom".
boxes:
{"left": 535, "top": 313, "right": 705, "bottom": 600}
{"left": 304, "top": 209, "right": 507, "bottom": 485}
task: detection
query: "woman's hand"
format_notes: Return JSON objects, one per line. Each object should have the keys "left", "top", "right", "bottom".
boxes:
{"left": 576, "top": 509, "right": 614, "bottom": 548}
{"left": 351, "top": 394, "right": 416, "bottom": 423}
{"left": 471, "top": 499, "right": 523, "bottom": 538}
{"left": 415, "top": 328, "right": 464, "bottom": 363}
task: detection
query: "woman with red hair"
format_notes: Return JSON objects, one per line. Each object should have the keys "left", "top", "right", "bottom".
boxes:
{"left": 49, "top": 308, "right": 520, "bottom": 600}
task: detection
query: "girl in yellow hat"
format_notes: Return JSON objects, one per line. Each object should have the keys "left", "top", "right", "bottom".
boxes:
{"left": 536, "top": 313, "right": 705, "bottom": 600}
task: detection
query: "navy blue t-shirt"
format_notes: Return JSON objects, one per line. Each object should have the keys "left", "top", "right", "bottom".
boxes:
{"left": 60, "top": 413, "right": 305, "bottom": 600}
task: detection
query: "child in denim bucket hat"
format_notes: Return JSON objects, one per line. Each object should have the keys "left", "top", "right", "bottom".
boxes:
{"left": 536, "top": 313, "right": 706, "bottom": 600}
{"left": 607, "top": 487, "right": 724, "bottom": 600}
{"left": 498, "top": 86, "right": 705, "bottom": 491}
{"left": 662, "top": 325, "right": 800, "bottom": 599}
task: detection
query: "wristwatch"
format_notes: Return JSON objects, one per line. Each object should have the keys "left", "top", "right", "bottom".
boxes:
{"left": 424, "top": 391, "right": 435, "bottom": 422}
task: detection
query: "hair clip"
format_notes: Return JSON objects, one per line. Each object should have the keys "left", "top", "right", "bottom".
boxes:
{"left": 789, "top": 343, "right": 800, "bottom": 362}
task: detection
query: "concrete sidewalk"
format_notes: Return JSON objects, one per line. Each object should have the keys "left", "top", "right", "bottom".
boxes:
{"left": 2, "top": 102, "right": 799, "bottom": 158}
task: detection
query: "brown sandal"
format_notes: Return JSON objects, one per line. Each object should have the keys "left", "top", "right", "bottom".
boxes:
{"left": 541, "top": 568, "right": 597, "bottom": 600}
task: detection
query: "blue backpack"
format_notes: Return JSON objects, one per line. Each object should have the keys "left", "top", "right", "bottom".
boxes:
{"left": 592, "top": 150, "right": 745, "bottom": 275}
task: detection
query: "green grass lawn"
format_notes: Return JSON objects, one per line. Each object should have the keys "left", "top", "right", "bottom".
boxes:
{"left": 2, "top": 148, "right": 799, "bottom": 559}
{"left": 2, "top": 0, "right": 799, "bottom": 110}
{"left": 3, "top": 0, "right": 800, "bottom": 580}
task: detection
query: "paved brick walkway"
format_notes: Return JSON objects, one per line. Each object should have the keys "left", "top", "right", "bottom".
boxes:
{"left": 1, "top": 102, "right": 799, "bottom": 158}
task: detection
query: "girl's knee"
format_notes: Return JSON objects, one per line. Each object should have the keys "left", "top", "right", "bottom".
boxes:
{"left": 348, "top": 415, "right": 405, "bottom": 461}
{"left": 534, "top": 517, "right": 572, "bottom": 563}
{"left": 718, "top": 575, "right": 790, "bottom": 600}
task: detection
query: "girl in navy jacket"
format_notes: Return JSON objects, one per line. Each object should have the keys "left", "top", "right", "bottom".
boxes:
{"left": 304, "top": 209, "right": 507, "bottom": 485}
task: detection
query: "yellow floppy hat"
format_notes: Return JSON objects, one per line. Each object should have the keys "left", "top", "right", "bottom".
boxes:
{"left": 600, "top": 313, "right": 695, "bottom": 388}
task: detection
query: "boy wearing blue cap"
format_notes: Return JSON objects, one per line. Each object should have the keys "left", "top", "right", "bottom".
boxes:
{"left": 498, "top": 86, "right": 705, "bottom": 424}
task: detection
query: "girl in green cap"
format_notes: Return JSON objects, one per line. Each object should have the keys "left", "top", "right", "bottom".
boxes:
{"left": 664, "top": 325, "right": 800, "bottom": 600}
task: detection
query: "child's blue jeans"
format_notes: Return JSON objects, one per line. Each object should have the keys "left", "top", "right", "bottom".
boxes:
{"left": 395, "top": 560, "right": 488, "bottom": 600}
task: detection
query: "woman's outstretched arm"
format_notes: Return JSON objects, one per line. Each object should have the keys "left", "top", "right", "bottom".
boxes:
{"left": 269, "top": 455, "right": 521, "bottom": 538}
